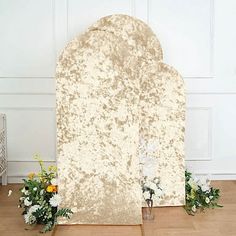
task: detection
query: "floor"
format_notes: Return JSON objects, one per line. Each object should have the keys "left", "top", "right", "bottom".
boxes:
{"left": 0, "top": 181, "right": 235, "bottom": 236}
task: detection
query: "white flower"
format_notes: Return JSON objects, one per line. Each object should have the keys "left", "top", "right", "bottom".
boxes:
{"left": 197, "top": 177, "right": 211, "bottom": 192}
{"left": 155, "top": 188, "right": 163, "bottom": 197}
{"left": 21, "top": 188, "right": 29, "bottom": 195}
{"left": 145, "top": 181, "right": 156, "bottom": 191}
{"left": 201, "top": 184, "right": 210, "bottom": 192}
{"left": 8, "top": 190, "right": 12, "bottom": 197}
{"left": 20, "top": 197, "right": 25, "bottom": 201}
{"left": 49, "top": 194, "right": 61, "bottom": 207}
{"left": 24, "top": 205, "right": 41, "bottom": 224}
{"left": 153, "top": 177, "right": 160, "bottom": 184}
{"left": 205, "top": 197, "right": 210, "bottom": 204}
{"left": 24, "top": 197, "right": 32, "bottom": 206}
{"left": 209, "top": 195, "right": 214, "bottom": 199}
{"left": 143, "top": 191, "right": 150, "bottom": 200}
{"left": 33, "top": 187, "right": 37, "bottom": 191}
{"left": 40, "top": 189, "right": 44, "bottom": 195}
{"left": 192, "top": 175, "right": 199, "bottom": 183}
{"left": 141, "top": 157, "right": 158, "bottom": 178}
{"left": 29, "top": 205, "right": 41, "bottom": 213}
{"left": 192, "top": 205, "right": 197, "bottom": 212}
{"left": 188, "top": 178, "right": 198, "bottom": 190}
{"left": 24, "top": 212, "right": 36, "bottom": 224}
{"left": 51, "top": 178, "right": 58, "bottom": 186}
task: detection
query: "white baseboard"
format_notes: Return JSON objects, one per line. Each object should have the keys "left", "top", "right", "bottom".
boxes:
{"left": 2, "top": 160, "right": 236, "bottom": 184}
{"left": 1, "top": 173, "right": 236, "bottom": 184}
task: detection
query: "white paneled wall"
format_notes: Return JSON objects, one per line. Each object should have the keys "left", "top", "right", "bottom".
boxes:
{"left": 0, "top": 0, "right": 236, "bottom": 182}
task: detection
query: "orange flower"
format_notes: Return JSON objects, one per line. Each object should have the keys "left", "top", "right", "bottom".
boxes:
{"left": 28, "top": 172, "right": 35, "bottom": 180}
{"left": 46, "top": 185, "right": 57, "bottom": 193}
{"left": 52, "top": 185, "right": 57, "bottom": 193}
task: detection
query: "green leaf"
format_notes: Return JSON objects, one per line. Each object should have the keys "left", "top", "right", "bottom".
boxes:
{"left": 40, "top": 221, "right": 54, "bottom": 233}
{"left": 55, "top": 208, "right": 73, "bottom": 218}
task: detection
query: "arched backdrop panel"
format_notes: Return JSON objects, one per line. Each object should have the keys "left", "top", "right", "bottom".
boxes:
{"left": 56, "top": 14, "right": 185, "bottom": 224}
{"left": 140, "top": 62, "right": 185, "bottom": 206}
{"left": 56, "top": 29, "right": 143, "bottom": 224}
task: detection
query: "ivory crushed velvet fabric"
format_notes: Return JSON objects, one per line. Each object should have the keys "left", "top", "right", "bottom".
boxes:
{"left": 140, "top": 62, "right": 185, "bottom": 206}
{"left": 56, "top": 14, "right": 185, "bottom": 224}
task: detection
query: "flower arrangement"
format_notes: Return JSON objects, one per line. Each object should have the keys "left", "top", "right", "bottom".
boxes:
{"left": 185, "top": 170, "right": 222, "bottom": 215}
{"left": 19, "top": 155, "right": 73, "bottom": 233}
{"left": 18, "top": 154, "right": 222, "bottom": 230}
{"left": 141, "top": 176, "right": 162, "bottom": 220}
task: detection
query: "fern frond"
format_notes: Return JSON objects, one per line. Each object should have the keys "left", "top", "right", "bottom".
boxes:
{"left": 55, "top": 208, "right": 73, "bottom": 218}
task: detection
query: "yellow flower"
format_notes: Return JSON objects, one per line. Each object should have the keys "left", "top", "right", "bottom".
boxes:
{"left": 28, "top": 172, "right": 35, "bottom": 180}
{"left": 37, "top": 173, "right": 46, "bottom": 183}
{"left": 40, "top": 177, "right": 46, "bottom": 183}
{"left": 46, "top": 185, "right": 53, "bottom": 192}
{"left": 48, "top": 165, "right": 57, "bottom": 172}
{"left": 46, "top": 185, "right": 57, "bottom": 193}
{"left": 190, "top": 189, "right": 196, "bottom": 199}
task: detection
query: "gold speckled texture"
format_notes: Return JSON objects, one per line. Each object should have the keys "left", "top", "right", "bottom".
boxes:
{"left": 140, "top": 62, "right": 185, "bottom": 206}
{"left": 56, "top": 14, "right": 185, "bottom": 224}
{"left": 56, "top": 17, "right": 143, "bottom": 225}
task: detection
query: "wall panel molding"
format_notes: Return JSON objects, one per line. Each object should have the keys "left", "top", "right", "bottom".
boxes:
{"left": 0, "top": 0, "right": 56, "bottom": 78}
{"left": 0, "top": 107, "right": 56, "bottom": 163}
{"left": 148, "top": 0, "right": 214, "bottom": 78}
{"left": 185, "top": 107, "right": 213, "bottom": 161}
{"left": 0, "top": 78, "right": 55, "bottom": 95}
{"left": 0, "top": 95, "right": 55, "bottom": 108}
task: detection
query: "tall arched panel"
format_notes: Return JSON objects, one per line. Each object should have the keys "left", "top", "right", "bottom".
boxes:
{"left": 56, "top": 14, "right": 185, "bottom": 224}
